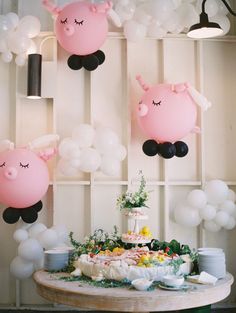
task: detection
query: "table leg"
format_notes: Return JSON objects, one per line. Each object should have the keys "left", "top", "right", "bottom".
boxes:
{"left": 180, "top": 305, "right": 211, "bottom": 313}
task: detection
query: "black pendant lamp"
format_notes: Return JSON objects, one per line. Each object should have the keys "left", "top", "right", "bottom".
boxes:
{"left": 27, "top": 53, "right": 42, "bottom": 99}
{"left": 187, "top": 0, "right": 236, "bottom": 39}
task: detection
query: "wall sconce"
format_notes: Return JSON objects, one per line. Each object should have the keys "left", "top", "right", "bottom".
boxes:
{"left": 187, "top": 0, "right": 236, "bottom": 39}
{"left": 27, "top": 53, "right": 42, "bottom": 99}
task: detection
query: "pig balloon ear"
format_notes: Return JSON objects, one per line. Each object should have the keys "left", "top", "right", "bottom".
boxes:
{"left": 42, "top": 0, "right": 62, "bottom": 15}
{"left": 0, "top": 140, "right": 14, "bottom": 152}
{"left": 28, "top": 134, "right": 59, "bottom": 150}
{"left": 187, "top": 85, "right": 212, "bottom": 111}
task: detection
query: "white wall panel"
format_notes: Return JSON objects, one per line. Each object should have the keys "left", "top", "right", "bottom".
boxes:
{"left": 0, "top": 0, "right": 236, "bottom": 307}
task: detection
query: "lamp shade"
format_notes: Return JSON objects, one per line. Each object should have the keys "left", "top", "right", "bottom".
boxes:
{"left": 187, "top": 11, "right": 223, "bottom": 39}
{"left": 27, "top": 54, "right": 42, "bottom": 99}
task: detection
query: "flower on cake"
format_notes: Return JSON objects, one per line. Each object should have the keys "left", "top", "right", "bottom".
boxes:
{"left": 116, "top": 171, "right": 150, "bottom": 213}
{"left": 139, "top": 226, "right": 152, "bottom": 238}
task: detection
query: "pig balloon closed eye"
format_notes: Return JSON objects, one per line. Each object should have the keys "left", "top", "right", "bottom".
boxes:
{"left": 136, "top": 75, "right": 211, "bottom": 159}
{"left": 43, "top": 0, "right": 119, "bottom": 71}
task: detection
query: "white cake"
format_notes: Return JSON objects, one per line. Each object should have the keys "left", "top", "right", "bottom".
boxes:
{"left": 73, "top": 247, "right": 191, "bottom": 282}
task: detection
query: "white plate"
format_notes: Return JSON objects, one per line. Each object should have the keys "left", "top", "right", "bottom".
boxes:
{"left": 158, "top": 282, "right": 190, "bottom": 291}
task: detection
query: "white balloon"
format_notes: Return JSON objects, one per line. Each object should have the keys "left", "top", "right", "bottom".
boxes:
{"left": 69, "top": 158, "right": 80, "bottom": 168}
{"left": 224, "top": 216, "right": 236, "bottom": 230}
{"left": 214, "top": 210, "right": 230, "bottom": 227}
{"left": 58, "top": 138, "right": 80, "bottom": 159}
{"left": 1, "top": 51, "right": 13, "bottom": 63}
{"left": 162, "top": 11, "right": 181, "bottom": 33}
{"left": 148, "top": 0, "right": 175, "bottom": 23}
{"left": 7, "top": 31, "right": 31, "bottom": 54}
{"left": 133, "top": 7, "right": 152, "bottom": 26}
{"left": 57, "top": 158, "right": 78, "bottom": 177}
{"left": 28, "top": 223, "right": 47, "bottom": 238}
{"left": 13, "top": 229, "right": 29, "bottom": 243}
{"left": 0, "top": 15, "right": 14, "bottom": 32}
{"left": 100, "top": 156, "right": 121, "bottom": 176}
{"left": 16, "top": 220, "right": 32, "bottom": 230}
{"left": 199, "top": 204, "right": 217, "bottom": 221}
{"left": 18, "top": 238, "right": 44, "bottom": 262}
{"left": 15, "top": 53, "right": 26, "bottom": 66}
{"left": 93, "top": 127, "right": 119, "bottom": 153}
{"left": 147, "top": 23, "right": 167, "bottom": 39}
{"left": 211, "top": 14, "right": 230, "bottom": 35}
{"left": 174, "top": 203, "right": 202, "bottom": 227}
{"left": 115, "top": 0, "right": 136, "bottom": 21}
{"left": 6, "top": 12, "right": 19, "bottom": 29}
{"left": 204, "top": 180, "right": 229, "bottom": 205}
{"left": 72, "top": 124, "right": 95, "bottom": 148}
{"left": 123, "top": 20, "right": 147, "bottom": 42}
{"left": 187, "top": 189, "right": 207, "bottom": 209}
{"left": 227, "top": 189, "right": 236, "bottom": 202}
{"left": 103, "top": 143, "right": 127, "bottom": 161}
{"left": 79, "top": 148, "right": 101, "bottom": 172}
{"left": 176, "top": 3, "right": 199, "bottom": 28}
{"left": 219, "top": 200, "right": 236, "bottom": 215}
{"left": 18, "top": 15, "right": 41, "bottom": 38}
{"left": 37, "top": 229, "right": 58, "bottom": 249}
{"left": 10, "top": 256, "right": 34, "bottom": 280}
{"left": 204, "top": 220, "right": 221, "bottom": 232}
{"left": 51, "top": 224, "right": 68, "bottom": 243}
{"left": 196, "top": 0, "right": 219, "bottom": 17}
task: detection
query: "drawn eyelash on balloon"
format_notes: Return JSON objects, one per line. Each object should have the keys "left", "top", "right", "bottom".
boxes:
{"left": 74, "top": 19, "right": 84, "bottom": 25}
{"left": 60, "top": 18, "right": 68, "bottom": 24}
{"left": 153, "top": 100, "right": 161, "bottom": 106}
{"left": 20, "top": 162, "right": 29, "bottom": 168}
{"left": 0, "top": 162, "right": 5, "bottom": 167}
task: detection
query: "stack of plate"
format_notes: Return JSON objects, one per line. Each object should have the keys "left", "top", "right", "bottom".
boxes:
{"left": 44, "top": 249, "right": 69, "bottom": 271}
{"left": 198, "top": 248, "right": 226, "bottom": 279}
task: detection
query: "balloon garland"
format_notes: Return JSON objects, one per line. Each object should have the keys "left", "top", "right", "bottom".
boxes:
{"left": 10, "top": 222, "right": 69, "bottom": 280}
{"left": 0, "top": 13, "right": 40, "bottom": 66}
{"left": 173, "top": 180, "right": 236, "bottom": 232}
{"left": 57, "top": 124, "right": 127, "bottom": 177}
{"left": 113, "top": 0, "right": 231, "bottom": 41}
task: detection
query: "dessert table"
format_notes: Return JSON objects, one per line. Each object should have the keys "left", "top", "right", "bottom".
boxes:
{"left": 33, "top": 270, "right": 233, "bottom": 313}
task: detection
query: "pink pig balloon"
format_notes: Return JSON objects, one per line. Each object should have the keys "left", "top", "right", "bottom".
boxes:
{"left": 55, "top": 1, "right": 109, "bottom": 56}
{"left": 42, "top": 0, "right": 117, "bottom": 71}
{"left": 136, "top": 75, "right": 211, "bottom": 158}
{"left": 0, "top": 148, "right": 49, "bottom": 208}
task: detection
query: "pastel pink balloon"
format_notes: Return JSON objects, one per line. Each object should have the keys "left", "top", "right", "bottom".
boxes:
{"left": 0, "top": 148, "right": 49, "bottom": 208}
{"left": 55, "top": 1, "right": 109, "bottom": 55}
{"left": 136, "top": 81, "right": 197, "bottom": 143}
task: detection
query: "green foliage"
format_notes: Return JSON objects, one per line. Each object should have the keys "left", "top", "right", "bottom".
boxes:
{"left": 116, "top": 171, "right": 150, "bottom": 211}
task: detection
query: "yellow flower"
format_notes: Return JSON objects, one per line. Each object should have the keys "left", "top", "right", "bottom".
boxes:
{"left": 140, "top": 255, "right": 150, "bottom": 263}
{"left": 137, "top": 262, "right": 145, "bottom": 267}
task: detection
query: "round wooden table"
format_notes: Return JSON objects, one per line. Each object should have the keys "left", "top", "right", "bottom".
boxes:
{"left": 33, "top": 270, "right": 233, "bottom": 312}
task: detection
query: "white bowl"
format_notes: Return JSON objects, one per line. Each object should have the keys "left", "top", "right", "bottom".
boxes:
{"left": 162, "top": 275, "right": 184, "bottom": 287}
{"left": 131, "top": 278, "right": 153, "bottom": 291}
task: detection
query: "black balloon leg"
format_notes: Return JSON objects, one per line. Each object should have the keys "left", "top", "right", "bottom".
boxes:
{"left": 67, "top": 54, "right": 83, "bottom": 70}
{"left": 142, "top": 139, "right": 159, "bottom": 156}
{"left": 159, "top": 142, "right": 176, "bottom": 159}
{"left": 174, "top": 141, "right": 189, "bottom": 158}
{"left": 93, "top": 50, "right": 105, "bottom": 65}
{"left": 2, "top": 207, "right": 21, "bottom": 224}
{"left": 32, "top": 200, "right": 43, "bottom": 212}
{"left": 20, "top": 207, "right": 38, "bottom": 224}
{"left": 82, "top": 54, "right": 99, "bottom": 71}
